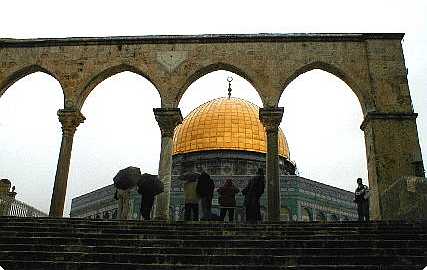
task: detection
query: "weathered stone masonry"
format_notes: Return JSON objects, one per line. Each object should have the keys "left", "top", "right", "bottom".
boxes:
{"left": 0, "top": 33, "right": 424, "bottom": 220}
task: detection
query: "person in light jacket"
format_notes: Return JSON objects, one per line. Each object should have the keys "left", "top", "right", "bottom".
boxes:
{"left": 184, "top": 178, "right": 199, "bottom": 221}
{"left": 114, "top": 186, "right": 131, "bottom": 220}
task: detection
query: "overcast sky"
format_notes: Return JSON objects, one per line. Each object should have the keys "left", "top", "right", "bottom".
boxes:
{"left": 0, "top": 0, "right": 425, "bottom": 216}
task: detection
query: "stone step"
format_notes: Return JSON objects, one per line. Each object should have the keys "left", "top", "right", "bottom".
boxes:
{"left": 1, "top": 222, "right": 426, "bottom": 236}
{"left": 1, "top": 218, "right": 425, "bottom": 226}
{"left": 1, "top": 236, "right": 426, "bottom": 249}
{"left": 0, "top": 230, "right": 425, "bottom": 241}
{"left": 1, "top": 217, "right": 425, "bottom": 229}
{"left": 0, "top": 217, "right": 425, "bottom": 269}
{"left": 2, "top": 261, "right": 421, "bottom": 270}
{"left": 1, "top": 225, "right": 425, "bottom": 237}
{"left": 1, "top": 251, "right": 426, "bottom": 266}
{"left": 1, "top": 244, "right": 425, "bottom": 256}
{"left": 1, "top": 225, "right": 426, "bottom": 235}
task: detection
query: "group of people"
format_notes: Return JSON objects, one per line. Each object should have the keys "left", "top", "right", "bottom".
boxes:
{"left": 114, "top": 177, "right": 158, "bottom": 221}
{"left": 115, "top": 169, "right": 371, "bottom": 223}
{"left": 183, "top": 168, "right": 265, "bottom": 223}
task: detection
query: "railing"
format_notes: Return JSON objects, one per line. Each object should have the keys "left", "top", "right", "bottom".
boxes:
{"left": 0, "top": 195, "right": 48, "bottom": 217}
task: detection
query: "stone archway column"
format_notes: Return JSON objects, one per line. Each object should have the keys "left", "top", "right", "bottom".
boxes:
{"left": 153, "top": 108, "right": 183, "bottom": 221}
{"left": 259, "top": 107, "right": 284, "bottom": 222}
{"left": 361, "top": 111, "right": 425, "bottom": 220}
{"left": 49, "top": 109, "right": 85, "bottom": 217}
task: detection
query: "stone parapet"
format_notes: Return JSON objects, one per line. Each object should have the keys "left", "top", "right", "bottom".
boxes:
{"left": 0, "top": 33, "right": 405, "bottom": 47}
{"left": 381, "top": 176, "right": 427, "bottom": 220}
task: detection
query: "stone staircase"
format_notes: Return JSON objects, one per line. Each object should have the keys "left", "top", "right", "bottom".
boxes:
{"left": 0, "top": 217, "right": 426, "bottom": 269}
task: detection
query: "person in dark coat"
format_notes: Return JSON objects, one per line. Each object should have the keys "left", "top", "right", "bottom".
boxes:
{"left": 217, "top": 179, "right": 239, "bottom": 222}
{"left": 137, "top": 184, "right": 155, "bottom": 221}
{"left": 196, "top": 170, "right": 215, "bottom": 220}
{"left": 354, "top": 177, "right": 369, "bottom": 222}
{"left": 242, "top": 168, "right": 265, "bottom": 224}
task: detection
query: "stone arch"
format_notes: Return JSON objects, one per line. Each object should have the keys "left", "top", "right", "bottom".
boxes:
{"left": 0, "top": 64, "right": 64, "bottom": 101}
{"left": 176, "top": 62, "right": 263, "bottom": 107}
{"left": 77, "top": 64, "right": 161, "bottom": 110}
{"left": 278, "top": 63, "right": 368, "bottom": 209}
{"left": 280, "top": 61, "right": 369, "bottom": 114}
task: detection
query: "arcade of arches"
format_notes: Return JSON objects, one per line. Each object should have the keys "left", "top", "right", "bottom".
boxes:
{"left": 0, "top": 33, "right": 425, "bottom": 221}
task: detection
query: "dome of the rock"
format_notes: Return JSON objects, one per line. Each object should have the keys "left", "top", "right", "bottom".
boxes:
{"left": 173, "top": 97, "right": 289, "bottom": 158}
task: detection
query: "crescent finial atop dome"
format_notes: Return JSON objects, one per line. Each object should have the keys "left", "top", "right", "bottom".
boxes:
{"left": 227, "top": 77, "right": 233, "bottom": 99}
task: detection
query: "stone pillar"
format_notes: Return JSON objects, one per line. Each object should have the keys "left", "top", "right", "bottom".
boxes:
{"left": 49, "top": 109, "right": 85, "bottom": 217}
{"left": 259, "top": 107, "right": 284, "bottom": 222}
{"left": 361, "top": 111, "right": 425, "bottom": 220}
{"left": 0, "top": 179, "right": 11, "bottom": 195}
{"left": 0, "top": 179, "right": 13, "bottom": 216}
{"left": 153, "top": 108, "right": 183, "bottom": 221}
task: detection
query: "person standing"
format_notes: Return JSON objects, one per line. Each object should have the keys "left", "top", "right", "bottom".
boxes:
{"left": 217, "top": 179, "right": 239, "bottom": 222}
{"left": 137, "top": 173, "right": 164, "bottom": 221}
{"left": 242, "top": 168, "right": 265, "bottom": 224}
{"left": 114, "top": 186, "right": 131, "bottom": 220}
{"left": 137, "top": 185, "right": 155, "bottom": 221}
{"left": 354, "top": 177, "right": 370, "bottom": 222}
{"left": 184, "top": 178, "right": 199, "bottom": 221}
{"left": 196, "top": 170, "right": 215, "bottom": 220}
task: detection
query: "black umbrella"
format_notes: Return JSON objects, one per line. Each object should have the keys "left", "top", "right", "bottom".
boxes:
{"left": 113, "top": 166, "right": 141, "bottom": 189}
{"left": 178, "top": 172, "right": 200, "bottom": 182}
{"left": 138, "top": 173, "right": 164, "bottom": 196}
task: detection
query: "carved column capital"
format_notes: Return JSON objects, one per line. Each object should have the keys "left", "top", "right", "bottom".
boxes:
{"left": 259, "top": 107, "right": 284, "bottom": 132}
{"left": 57, "top": 109, "right": 85, "bottom": 137}
{"left": 153, "top": 108, "right": 183, "bottom": 137}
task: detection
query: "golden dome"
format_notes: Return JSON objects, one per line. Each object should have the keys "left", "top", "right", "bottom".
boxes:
{"left": 173, "top": 97, "right": 289, "bottom": 158}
